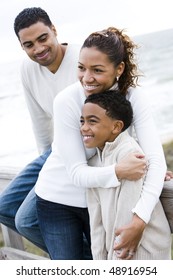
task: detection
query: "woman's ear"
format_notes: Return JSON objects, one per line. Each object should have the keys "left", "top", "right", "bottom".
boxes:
{"left": 112, "top": 120, "right": 124, "bottom": 134}
{"left": 117, "top": 62, "right": 125, "bottom": 77}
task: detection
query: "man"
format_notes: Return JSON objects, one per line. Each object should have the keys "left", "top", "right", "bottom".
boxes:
{"left": 0, "top": 7, "right": 92, "bottom": 257}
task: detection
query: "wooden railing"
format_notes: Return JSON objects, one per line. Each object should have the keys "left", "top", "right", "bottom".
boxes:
{"left": 0, "top": 168, "right": 48, "bottom": 260}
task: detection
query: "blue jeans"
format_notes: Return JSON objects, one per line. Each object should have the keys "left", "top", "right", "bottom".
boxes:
{"left": 36, "top": 195, "right": 92, "bottom": 260}
{"left": 0, "top": 149, "right": 51, "bottom": 252}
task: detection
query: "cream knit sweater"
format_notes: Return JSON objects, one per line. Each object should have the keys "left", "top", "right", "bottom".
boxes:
{"left": 87, "top": 131, "right": 171, "bottom": 260}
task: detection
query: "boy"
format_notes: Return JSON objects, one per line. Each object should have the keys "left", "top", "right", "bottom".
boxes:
{"left": 80, "top": 90, "right": 171, "bottom": 260}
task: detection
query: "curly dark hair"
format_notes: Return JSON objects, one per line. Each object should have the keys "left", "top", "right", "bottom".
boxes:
{"left": 81, "top": 27, "right": 140, "bottom": 95}
{"left": 84, "top": 90, "right": 133, "bottom": 131}
{"left": 14, "top": 7, "right": 52, "bottom": 39}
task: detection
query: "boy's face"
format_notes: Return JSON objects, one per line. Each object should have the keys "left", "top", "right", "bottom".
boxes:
{"left": 80, "top": 102, "right": 119, "bottom": 150}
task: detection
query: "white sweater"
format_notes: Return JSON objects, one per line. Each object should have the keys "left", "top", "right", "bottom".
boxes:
{"left": 21, "top": 44, "right": 81, "bottom": 154}
{"left": 35, "top": 81, "right": 167, "bottom": 223}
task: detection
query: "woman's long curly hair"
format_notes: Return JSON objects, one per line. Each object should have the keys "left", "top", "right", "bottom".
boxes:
{"left": 81, "top": 27, "right": 140, "bottom": 95}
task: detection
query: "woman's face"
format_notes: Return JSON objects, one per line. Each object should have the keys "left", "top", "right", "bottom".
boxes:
{"left": 78, "top": 47, "right": 118, "bottom": 97}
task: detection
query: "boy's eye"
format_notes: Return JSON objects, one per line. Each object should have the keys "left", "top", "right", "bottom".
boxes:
{"left": 89, "top": 119, "right": 97, "bottom": 123}
{"left": 78, "top": 65, "right": 84, "bottom": 71}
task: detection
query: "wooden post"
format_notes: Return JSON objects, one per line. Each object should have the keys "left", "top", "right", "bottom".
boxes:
{"left": 160, "top": 180, "right": 173, "bottom": 233}
{"left": 0, "top": 225, "right": 25, "bottom": 250}
{"left": 0, "top": 167, "right": 49, "bottom": 259}
{"left": 0, "top": 167, "right": 25, "bottom": 250}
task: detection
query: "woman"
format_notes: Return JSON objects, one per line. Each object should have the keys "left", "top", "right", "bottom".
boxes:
{"left": 35, "top": 27, "right": 170, "bottom": 259}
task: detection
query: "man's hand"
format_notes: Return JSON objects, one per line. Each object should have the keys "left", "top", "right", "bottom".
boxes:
{"left": 165, "top": 170, "right": 173, "bottom": 181}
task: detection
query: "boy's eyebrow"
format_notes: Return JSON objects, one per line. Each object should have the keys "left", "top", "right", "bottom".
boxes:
{"left": 81, "top": 114, "right": 100, "bottom": 120}
{"left": 88, "top": 115, "right": 100, "bottom": 119}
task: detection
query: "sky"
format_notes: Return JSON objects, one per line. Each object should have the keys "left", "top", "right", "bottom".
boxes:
{"left": 0, "top": 0, "right": 173, "bottom": 62}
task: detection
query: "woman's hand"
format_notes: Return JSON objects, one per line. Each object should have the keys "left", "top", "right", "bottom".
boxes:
{"left": 113, "top": 214, "right": 146, "bottom": 260}
{"left": 115, "top": 152, "right": 147, "bottom": 181}
{"left": 165, "top": 170, "right": 173, "bottom": 181}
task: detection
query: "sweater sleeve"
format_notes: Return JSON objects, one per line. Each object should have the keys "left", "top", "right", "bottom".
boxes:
{"left": 129, "top": 89, "right": 167, "bottom": 223}
{"left": 53, "top": 85, "right": 119, "bottom": 189}
{"left": 21, "top": 61, "right": 53, "bottom": 154}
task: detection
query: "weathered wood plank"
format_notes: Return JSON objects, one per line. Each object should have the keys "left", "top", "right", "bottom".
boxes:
{"left": 0, "top": 247, "right": 48, "bottom": 260}
{"left": 0, "top": 169, "right": 25, "bottom": 251}
{"left": 160, "top": 180, "right": 173, "bottom": 233}
{"left": 0, "top": 169, "right": 50, "bottom": 259}
{"left": 0, "top": 167, "right": 20, "bottom": 191}
{"left": 1, "top": 225, "right": 25, "bottom": 250}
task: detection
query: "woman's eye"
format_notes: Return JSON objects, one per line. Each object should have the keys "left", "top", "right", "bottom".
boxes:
{"left": 94, "top": 68, "right": 103, "bottom": 73}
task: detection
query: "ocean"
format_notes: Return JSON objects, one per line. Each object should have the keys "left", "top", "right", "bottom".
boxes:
{"left": 0, "top": 28, "right": 173, "bottom": 169}
{"left": 134, "top": 29, "right": 173, "bottom": 141}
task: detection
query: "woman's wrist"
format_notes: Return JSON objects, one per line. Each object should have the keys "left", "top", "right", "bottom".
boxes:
{"left": 132, "top": 214, "right": 146, "bottom": 231}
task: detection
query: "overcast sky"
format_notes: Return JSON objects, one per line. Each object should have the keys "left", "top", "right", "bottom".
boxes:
{"left": 0, "top": 0, "right": 173, "bottom": 62}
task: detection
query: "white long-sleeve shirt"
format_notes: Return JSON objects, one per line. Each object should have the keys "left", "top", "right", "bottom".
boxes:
{"left": 35, "top": 81, "right": 167, "bottom": 223}
{"left": 21, "top": 44, "right": 81, "bottom": 154}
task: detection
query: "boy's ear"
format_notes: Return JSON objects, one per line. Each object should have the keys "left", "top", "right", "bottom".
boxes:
{"left": 112, "top": 120, "right": 124, "bottom": 134}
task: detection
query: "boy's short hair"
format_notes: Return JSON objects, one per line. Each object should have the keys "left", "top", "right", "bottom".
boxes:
{"left": 84, "top": 90, "right": 133, "bottom": 131}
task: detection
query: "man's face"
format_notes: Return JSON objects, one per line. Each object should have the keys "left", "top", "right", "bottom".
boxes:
{"left": 18, "top": 21, "right": 59, "bottom": 70}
